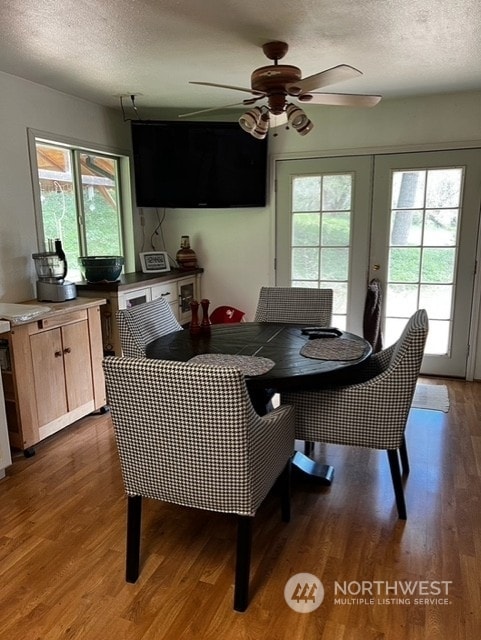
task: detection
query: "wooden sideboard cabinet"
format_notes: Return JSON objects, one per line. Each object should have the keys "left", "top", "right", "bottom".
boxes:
{"left": 76, "top": 269, "right": 203, "bottom": 356}
{"left": 0, "top": 298, "right": 106, "bottom": 455}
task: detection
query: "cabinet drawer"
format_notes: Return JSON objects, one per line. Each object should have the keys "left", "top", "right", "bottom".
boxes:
{"left": 32, "top": 309, "right": 87, "bottom": 333}
{"left": 151, "top": 282, "right": 178, "bottom": 305}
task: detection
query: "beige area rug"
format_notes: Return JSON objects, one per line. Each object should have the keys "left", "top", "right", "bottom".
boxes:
{"left": 412, "top": 383, "right": 450, "bottom": 412}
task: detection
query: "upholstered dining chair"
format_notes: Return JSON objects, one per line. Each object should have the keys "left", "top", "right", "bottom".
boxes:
{"left": 282, "top": 308, "right": 429, "bottom": 519}
{"left": 116, "top": 296, "right": 182, "bottom": 357}
{"left": 254, "top": 286, "right": 333, "bottom": 325}
{"left": 253, "top": 286, "right": 333, "bottom": 416}
{"left": 103, "top": 356, "right": 295, "bottom": 611}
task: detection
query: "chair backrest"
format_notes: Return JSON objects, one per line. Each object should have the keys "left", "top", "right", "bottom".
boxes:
{"left": 116, "top": 296, "right": 182, "bottom": 357}
{"left": 103, "top": 356, "right": 271, "bottom": 515}
{"left": 254, "top": 287, "right": 333, "bottom": 325}
{"left": 210, "top": 305, "right": 246, "bottom": 324}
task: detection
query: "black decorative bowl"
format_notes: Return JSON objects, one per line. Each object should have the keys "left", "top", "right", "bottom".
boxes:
{"left": 78, "top": 256, "right": 124, "bottom": 282}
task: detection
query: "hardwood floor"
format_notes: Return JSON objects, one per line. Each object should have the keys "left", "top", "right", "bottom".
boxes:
{"left": 0, "top": 378, "right": 480, "bottom": 639}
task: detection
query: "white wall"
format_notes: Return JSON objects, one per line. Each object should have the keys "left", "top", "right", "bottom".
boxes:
{"left": 0, "top": 71, "right": 130, "bottom": 302}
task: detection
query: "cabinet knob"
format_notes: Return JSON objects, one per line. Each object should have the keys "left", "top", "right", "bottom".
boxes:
{"left": 54, "top": 350, "right": 62, "bottom": 358}
{"left": 63, "top": 347, "right": 72, "bottom": 354}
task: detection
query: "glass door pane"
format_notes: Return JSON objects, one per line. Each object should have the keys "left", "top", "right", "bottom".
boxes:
{"left": 385, "top": 168, "right": 462, "bottom": 355}
{"left": 276, "top": 156, "right": 372, "bottom": 333}
{"left": 371, "top": 150, "right": 481, "bottom": 377}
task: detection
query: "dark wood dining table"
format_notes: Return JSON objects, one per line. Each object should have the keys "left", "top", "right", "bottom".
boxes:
{"left": 145, "top": 322, "right": 372, "bottom": 484}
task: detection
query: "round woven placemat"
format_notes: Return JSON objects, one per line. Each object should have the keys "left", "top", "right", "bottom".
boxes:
{"left": 188, "top": 354, "right": 275, "bottom": 376}
{"left": 300, "top": 337, "right": 366, "bottom": 361}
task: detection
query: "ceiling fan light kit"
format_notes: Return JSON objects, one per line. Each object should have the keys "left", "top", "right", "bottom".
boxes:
{"left": 185, "top": 41, "right": 381, "bottom": 138}
{"left": 238, "top": 106, "right": 263, "bottom": 133}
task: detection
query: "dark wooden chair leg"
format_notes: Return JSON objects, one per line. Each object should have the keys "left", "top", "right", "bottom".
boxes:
{"left": 399, "top": 436, "right": 410, "bottom": 476}
{"left": 279, "top": 460, "right": 292, "bottom": 523}
{"left": 126, "top": 495, "right": 142, "bottom": 583}
{"left": 234, "top": 516, "right": 252, "bottom": 612}
{"left": 387, "top": 450, "right": 407, "bottom": 520}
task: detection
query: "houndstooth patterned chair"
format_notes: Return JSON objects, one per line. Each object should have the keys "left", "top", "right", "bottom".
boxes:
{"left": 103, "top": 356, "right": 295, "bottom": 611}
{"left": 282, "top": 309, "right": 429, "bottom": 519}
{"left": 254, "top": 286, "right": 334, "bottom": 416}
{"left": 254, "top": 286, "right": 333, "bottom": 325}
{"left": 116, "top": 296, "right": 183, "bottom": 357}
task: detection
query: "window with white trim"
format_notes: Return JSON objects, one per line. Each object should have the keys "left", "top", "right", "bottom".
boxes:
{"left": 31, "top": 136, "right": 127, "bottom": 282}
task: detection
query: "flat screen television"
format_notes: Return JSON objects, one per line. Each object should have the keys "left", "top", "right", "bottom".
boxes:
{"left": 131, "top": 120, "right": 268, "bottom": 208}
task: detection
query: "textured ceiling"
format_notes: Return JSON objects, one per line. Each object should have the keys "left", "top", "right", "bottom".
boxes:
{"left": 2, "top": 0, "right": 481, "bottom": 114}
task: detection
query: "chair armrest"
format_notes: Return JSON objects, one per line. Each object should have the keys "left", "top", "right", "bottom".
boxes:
{"left": 247, "top": 404, "right": 295, "bottom": 509}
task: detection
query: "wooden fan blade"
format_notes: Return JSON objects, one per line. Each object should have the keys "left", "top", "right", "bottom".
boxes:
{"left": 287, "top": 64, "right": 362, "bottom": 95}
{"left": 178, "top": 98, "right": 263, "bottom": 118}
{"left": 190, "top": 81, "right": 265, "bottom": 96}
{"left": 298, "top": 93, "right": 382, "bottom": 107}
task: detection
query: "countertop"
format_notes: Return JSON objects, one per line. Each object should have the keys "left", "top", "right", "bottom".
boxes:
{"left": 75, "top": 268, "right": 203, "bottom": 292}
{"left": 0, "top": 297, "right": 107, "bottom": 327}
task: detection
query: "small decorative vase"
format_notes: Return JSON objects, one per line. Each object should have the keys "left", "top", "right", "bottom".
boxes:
{"left": 176, "top": 235, "right": 198, "bottom": 270}
{"left": 189, "top": 299, "right": 201, "bottom": 335}
{"left": 200, "top": 299, "right": 211, "bottom": 335}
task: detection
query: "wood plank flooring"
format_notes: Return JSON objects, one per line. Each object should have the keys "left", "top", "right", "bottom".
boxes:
{"left": 0, "top": 377, "right": 480, "bottom": 639}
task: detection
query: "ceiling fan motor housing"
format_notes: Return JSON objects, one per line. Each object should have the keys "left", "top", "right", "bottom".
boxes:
{"left": 251, "top": 65, "right": 302, "bottom": 114}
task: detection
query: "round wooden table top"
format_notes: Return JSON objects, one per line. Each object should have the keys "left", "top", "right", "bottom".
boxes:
{"left": 145, "top": 322, "right": 372, "bottom": 392}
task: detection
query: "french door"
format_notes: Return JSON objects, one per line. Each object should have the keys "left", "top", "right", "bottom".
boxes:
{"left": 275, "top": 149, "right": 481, "bottom": 377}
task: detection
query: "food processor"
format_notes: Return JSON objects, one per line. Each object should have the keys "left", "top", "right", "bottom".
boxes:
{"left": 32, "top": 239, "right": 77, "bottom": 302}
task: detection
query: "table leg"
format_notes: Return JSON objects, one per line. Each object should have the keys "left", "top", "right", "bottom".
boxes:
{"left": 292, "top": 451, "right": 335, "bottom": 486}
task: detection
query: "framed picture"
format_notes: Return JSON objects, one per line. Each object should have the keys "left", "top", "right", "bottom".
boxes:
{"left": 139, "top": 251, "right": 171, "bottom": 274}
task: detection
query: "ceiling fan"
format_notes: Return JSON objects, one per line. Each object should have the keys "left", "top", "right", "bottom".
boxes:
{"left": 179, "top": 41, "right": 382, "bottom": 138}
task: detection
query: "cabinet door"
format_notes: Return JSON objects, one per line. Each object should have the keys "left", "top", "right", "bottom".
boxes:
{"left": 30, "top": 329, "right": 68, "bottom": 426}
{"left": 178, "top": 278, "right": 196, "bottom": 324}
{"left": 61, "top": 321, "right": 94, "bottom": 411}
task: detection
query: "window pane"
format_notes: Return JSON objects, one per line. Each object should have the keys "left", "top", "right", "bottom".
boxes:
{"left": 424, "top": 209, "right": 458, "bottom": 246}
{"left": 321, "top": 212, "right": 350, "bottom": 246}
{"left": 421, "top": 248, "right": 455, "bottom": 283}
{"left": 320, "top": 248, "right": 348, "bottom": 280}
{"left": 391, "top": 170, "right": 426, "bottom": 208}
{"left": 292, "top": 212, "right": 320, "bottom": 246}
{"left": 425, "top": 168, "right": 462, "bottom": 208}
{"left": 390, "top": 210, "right": 423, "bottom": 246}
{"left": 292, "top": 247, "right": 319, "bottom": 280}
{"left": 389, "top": 248, "right": 421, "bottom": 282}
{"left": 36, "top": 144, "right": 80, "bottom": 281}
{"left": 80, "top": 153, "right": 122, "bottom": 257}
{"left": 322, "top": 174, "right": 352, "bottom": 211}
{"left": 425, "top": 320, "right": 450, "bottom": 355}
{"left": 419, "top": 284, "right": 452, "bottom": 320}
{"left": 292, "top": 176, "right": 321, "bottom": 212}
{"left": 385, "top": 284, "right": 418, "bottom": 317}
{"left": 324, "top": 281, "right": 347, "bottom": 314}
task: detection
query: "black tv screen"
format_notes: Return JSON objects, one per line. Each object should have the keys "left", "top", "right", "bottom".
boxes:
{"left": 131, "top": 120, "right": 268, "bottom": 208}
